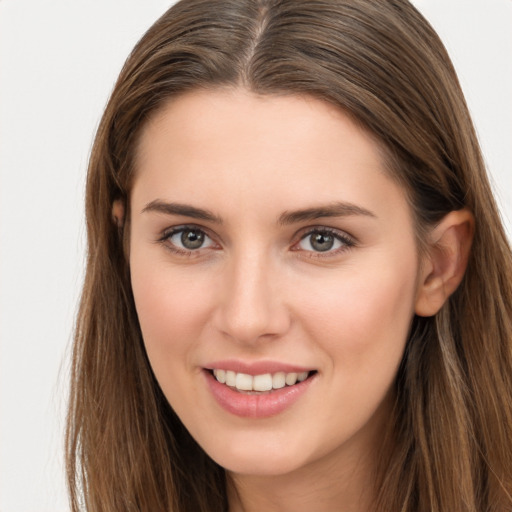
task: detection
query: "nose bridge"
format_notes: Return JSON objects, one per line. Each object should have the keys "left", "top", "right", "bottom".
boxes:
{"left": 215, "top": 243, "right": 290, "bottom": 344}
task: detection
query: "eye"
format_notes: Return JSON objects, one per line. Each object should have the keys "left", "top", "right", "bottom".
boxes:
{"left": 295, "top": 228, "right": 354, "bottom": 254}
{"left": 162, "top": 226, "right": 216, "bottom": 252}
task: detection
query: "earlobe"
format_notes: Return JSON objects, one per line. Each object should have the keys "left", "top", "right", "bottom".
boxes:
{"left": 415, "top": 209, "right": 474, "bottom": 317}
{"left": 112, "top": 199, "right": 125, "bottom": 228}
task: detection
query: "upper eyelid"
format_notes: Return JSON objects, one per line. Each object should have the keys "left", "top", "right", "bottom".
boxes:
{"left": 158, "top": 225, "right": 219, "bottom": 255}
{"left": 161, "top": 224, "right": 215, "bottom": 240}
{"left": 294, "top": 225, "right": 356, "bottom": 243}
{"left": 292, "top": 227, "right": 357, "bottom": 259}
{"left": 157, "top": 225, "right": 217, "bottom": 250}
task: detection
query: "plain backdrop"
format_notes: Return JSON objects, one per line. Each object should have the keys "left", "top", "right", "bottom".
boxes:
{"left": 0, "top": 1, "right": 510, "bottom": 511}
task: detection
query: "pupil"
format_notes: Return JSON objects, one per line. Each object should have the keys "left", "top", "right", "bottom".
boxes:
{"left": 181, "top": 229, "right": 204, "bottom": 249}
{"left": 311, "top": 233, "right": 334, "bottom": 252}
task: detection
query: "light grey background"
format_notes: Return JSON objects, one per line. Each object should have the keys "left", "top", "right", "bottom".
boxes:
{"left": 0, "top": 1, "right": 510, "bottom": 511}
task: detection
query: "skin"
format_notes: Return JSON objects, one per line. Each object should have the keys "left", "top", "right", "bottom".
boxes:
{"left": 128, "top": 88, "right": 471, "bottom": 512}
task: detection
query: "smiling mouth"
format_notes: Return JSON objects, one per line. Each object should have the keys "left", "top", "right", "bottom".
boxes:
{"left": 208, "top": 369, "right": 317, "bottom": 393}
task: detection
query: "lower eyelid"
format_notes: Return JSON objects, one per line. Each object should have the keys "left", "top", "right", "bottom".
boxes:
{"left": 158, "top": 226, "right": 221, "bottom": 255}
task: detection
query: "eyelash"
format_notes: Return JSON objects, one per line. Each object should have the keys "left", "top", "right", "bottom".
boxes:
{"left": 157, "top": 225, "right": 218, "bottom": 257}
{"left": 293, "top": 226, "right": 356, "bottom": 258}
{"left": 157, "top": 225, "right": 356, "bottom": 258}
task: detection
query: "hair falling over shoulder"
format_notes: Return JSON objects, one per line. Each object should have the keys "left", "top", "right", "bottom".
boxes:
{"left": 66, "top": 1, "right": 512, "bottom": 510}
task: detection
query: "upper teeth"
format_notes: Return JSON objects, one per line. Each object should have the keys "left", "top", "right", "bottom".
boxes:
{"left": 213, "top": 369, "right": 309, "bottom": 392}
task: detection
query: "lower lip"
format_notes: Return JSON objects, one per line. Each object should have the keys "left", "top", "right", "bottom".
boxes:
{"left": 204, "top": 370, "right": 316, "bottom": 418}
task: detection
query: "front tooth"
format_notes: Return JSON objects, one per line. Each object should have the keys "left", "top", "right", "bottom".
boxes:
{"left": 272, "top": 372, "right": 286, "bottom": 389}
{"left": 226, "top": 370, "right": 236, "bottom": 387}
{"left": 285, "top": 372, "right": 298, "bottom": 386}
{"left": 253, "top": 373, "right": 272, "bottom": 391}
{"left": 215, "top": 369, "right": 226, "bottom": 384}
{"left": 235, "top": 373, "right": 253, "bottom": 391}
{"left": 297, "top": 371, "right": 308, "bottom": 382}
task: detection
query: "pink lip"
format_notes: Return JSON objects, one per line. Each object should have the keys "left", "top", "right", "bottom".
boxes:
{"left": 205, "top": 359, "right": 314, "bottom": 376}
{"left": 203, "top": 369, "right": 316, "bottom": 419}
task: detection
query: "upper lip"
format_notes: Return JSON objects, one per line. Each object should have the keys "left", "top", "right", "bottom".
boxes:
{"left": 204, "top": 359, "right": 315, "bottom": 375}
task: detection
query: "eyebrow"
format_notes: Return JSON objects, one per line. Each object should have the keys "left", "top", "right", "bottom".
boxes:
{"left": 141, "top": 199, "right": 376, "bottom": 225}
{"left": 278, "top": 202, "right": 376, "bottom": 225}
{"left": 142, "top": 200, "right": 223, "bottom": 224}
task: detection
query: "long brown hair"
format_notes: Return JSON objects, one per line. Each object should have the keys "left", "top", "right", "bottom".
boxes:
{"left": 66, "top": 1, "right": 512, "bottom": 510}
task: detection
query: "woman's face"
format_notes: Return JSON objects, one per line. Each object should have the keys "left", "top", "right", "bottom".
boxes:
{"left": 129, "top": 89, "right": 422, "bottom": 477}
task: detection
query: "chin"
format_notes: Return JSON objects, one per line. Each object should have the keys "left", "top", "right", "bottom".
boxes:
{"left": 198, "top": 430, "right": 318, "bottom": 477}
{"left": 217, "top": 452, "right": 307, "bottom": 477}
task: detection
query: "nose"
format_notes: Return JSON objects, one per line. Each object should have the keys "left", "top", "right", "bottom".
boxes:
{"left": 212, "top": 249, "right": 291, "bottom": 346}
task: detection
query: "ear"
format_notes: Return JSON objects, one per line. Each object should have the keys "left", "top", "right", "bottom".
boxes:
{"left": 415, "top": 209, "right": 474, "bottom": 317}
{"left": 112, "top": 199, "right": 125, "bottom": 228}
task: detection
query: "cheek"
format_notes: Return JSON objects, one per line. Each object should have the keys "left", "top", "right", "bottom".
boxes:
{"left": 347, "top": 272, "right": 415, "bottom": 349}
{"left": 298, "top": 257, "right": 417, "bottom": 436}
{"left": 130, "top": 260, "right": 215, "bottom": 364}
{"left": 297, "top": 253, "right": 418, "bottom": 368}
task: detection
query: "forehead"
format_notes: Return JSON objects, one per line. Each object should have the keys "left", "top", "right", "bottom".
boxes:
{"left": 135, "top": 88, "right": 386, "bottom": 169}
{"left": 132, "top": 88, "right": 409, "bottom": 225}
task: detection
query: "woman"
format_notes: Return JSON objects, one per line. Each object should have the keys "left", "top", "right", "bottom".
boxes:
{"left": 66, "top": 0, "right": 512, "bottom": 510}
